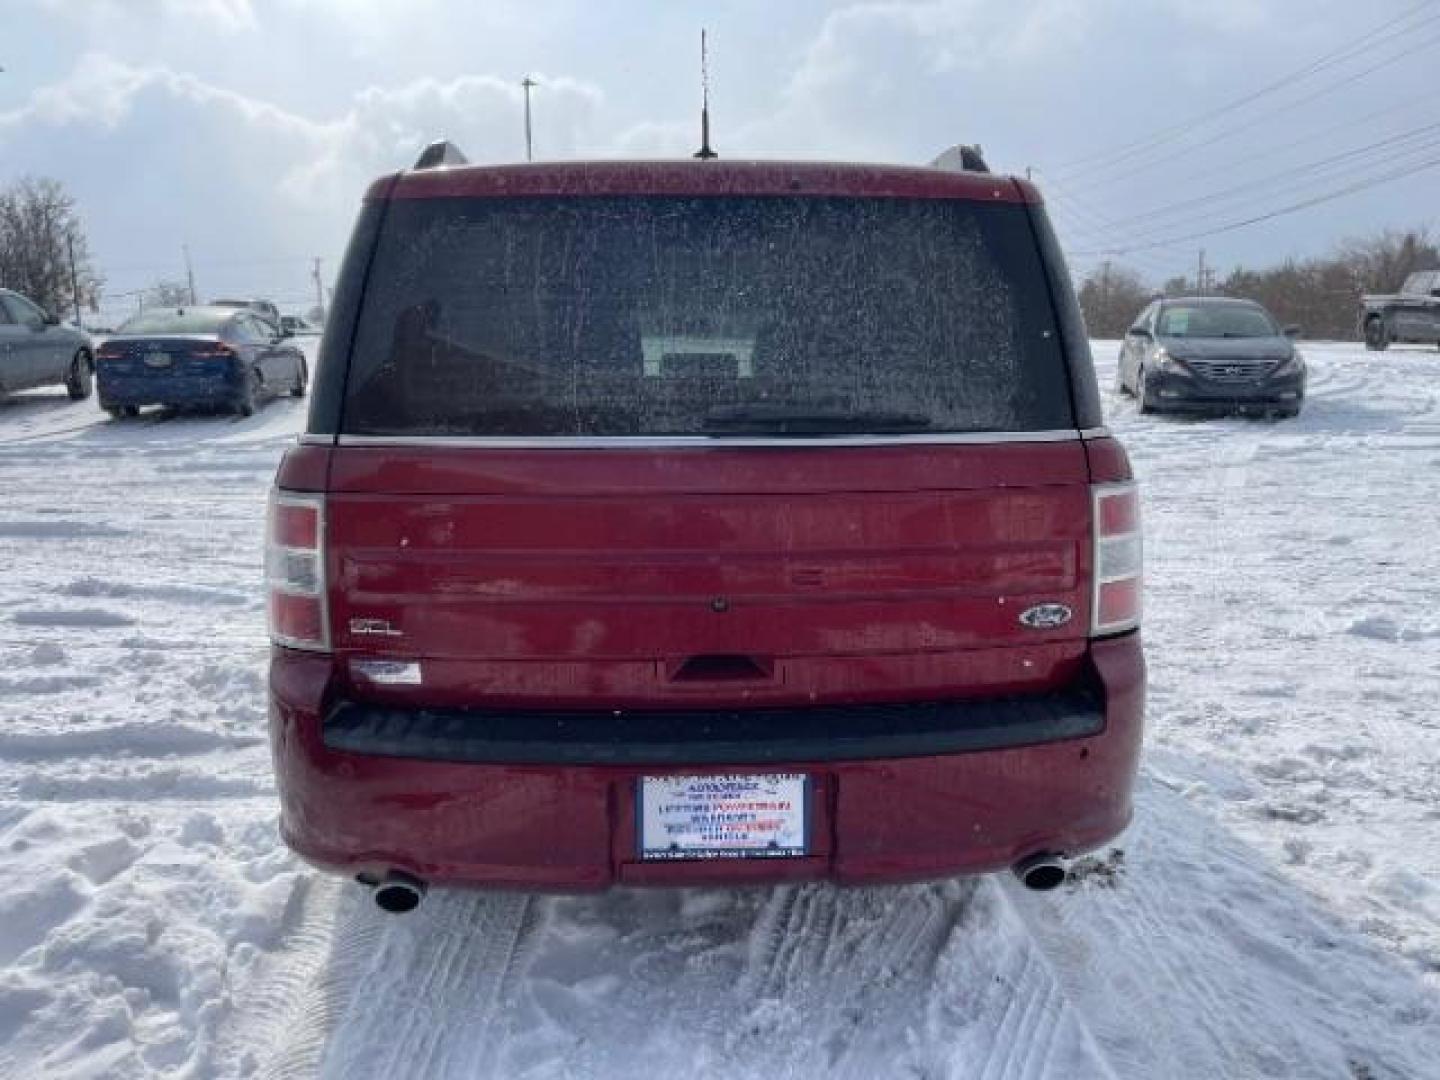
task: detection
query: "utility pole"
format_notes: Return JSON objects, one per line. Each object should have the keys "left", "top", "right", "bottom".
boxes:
{"left": 67, "top": 233, "right": 82, "bottom": 328}
{"left": 522, "top": 77, "right": 537, "bottom": 162}
{"left": 1197, "top": 248, "right": 1207, "bottom": 296}
{"left": 183, "top": 244, "right": 197, "bottom": 306}
{"left": 311, "top": 257, "right": 325, "bottom": 322}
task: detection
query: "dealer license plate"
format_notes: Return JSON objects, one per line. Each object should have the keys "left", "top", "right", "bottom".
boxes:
{"left": 638, "top": 773, "right": 809, "bottom": 861}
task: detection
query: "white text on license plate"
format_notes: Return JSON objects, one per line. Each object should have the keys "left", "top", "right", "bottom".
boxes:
{"left": 638, "top": 773, "right": 809, "bottom": 861}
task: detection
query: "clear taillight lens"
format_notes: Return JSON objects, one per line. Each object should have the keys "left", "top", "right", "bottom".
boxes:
{"left": 267, "top": 491, "right": 329, "bottom": 651}
{"left": 1092, "top": 482, "right": 1142, "bottom": 636}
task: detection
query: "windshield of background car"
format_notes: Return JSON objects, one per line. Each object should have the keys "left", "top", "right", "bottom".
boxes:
{"left": 118, "top": 310, "right": 231, "bottom": 334}
{"left": 340, "top": 195, "right": 1074, "bottom": 437}
{"left": 1157, "top": 304, "right": 1277, "bottom": 339}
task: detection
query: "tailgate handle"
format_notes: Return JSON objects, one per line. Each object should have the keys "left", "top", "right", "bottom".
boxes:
{"left": 669, "top": 654, "right": 774, "bottom": 683}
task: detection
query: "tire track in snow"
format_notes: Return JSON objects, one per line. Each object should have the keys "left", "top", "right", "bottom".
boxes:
{"left": 246, "top": 877, "right": 1120, "bottom": 1080}
{"left": 272, "top": 889, "right": 533, "bottom": 1079}
{"left": 1000, "top": 776, "right": 1440, "bottom": 1080}
{"left": 257, "top": 887, "right": 390, "bottom": 1080}
{"left": 202, "top": 875, "right": 342, "bottom": 1077}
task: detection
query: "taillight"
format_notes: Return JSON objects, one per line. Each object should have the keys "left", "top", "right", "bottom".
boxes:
{"left": 267, "top": 490, "right": 329, "bottom": 651}
{"left": 1091, "top": 481, "right": 1142, "bottom": 636}
{"left": 95, "top": 343, "right": 125, "bottom": 360}
{"left": 191, "top": 344, "right": 237, "bottom": 359}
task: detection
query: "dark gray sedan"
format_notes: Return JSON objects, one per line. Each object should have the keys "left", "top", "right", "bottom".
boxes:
{"left": 1117, "top": 297, "right": 1306, "bottom": 417}
{"left": 0, "top": 288, "right": 94, "bottom": 400}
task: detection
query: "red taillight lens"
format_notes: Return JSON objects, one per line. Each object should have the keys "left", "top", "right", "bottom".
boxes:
{"left": 267, "top": 491, "right": 328, "bottom": 651}
{"left": 95, "top": 344, "right": 125, "bottom": 360}
{"left": 1092, "top": 482, "right": 1142, "bottom": 636}
{"left": 191, "top": 344, "right": 237, "bottom": 359}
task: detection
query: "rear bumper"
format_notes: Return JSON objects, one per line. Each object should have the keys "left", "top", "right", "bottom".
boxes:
{"left": 1145, "top": 369, "right": 1304, "bottom": 413}
{"left": 97, "top": 371, "right": 243, "bottom": 408}
{"left": 268, "top": 635, "right": 1145, "bottom": 891}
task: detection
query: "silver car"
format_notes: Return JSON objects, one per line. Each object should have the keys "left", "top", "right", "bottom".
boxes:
{"left": 0, "top": 289, "right": 95, "bottom": 400}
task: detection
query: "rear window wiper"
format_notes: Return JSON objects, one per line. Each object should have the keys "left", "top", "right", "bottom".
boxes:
{"left": 701, "top": 405, "right": 934, "bottom": 434}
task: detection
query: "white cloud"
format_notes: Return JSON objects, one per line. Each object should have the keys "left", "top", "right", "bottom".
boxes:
{"left": 729, "top": 0, "right": 1113, "bottom": 159}
{"left": 0, "top": 55, "right": 603, "bottom": 202}
{"left": 31, "top": 0, "right": 256, "bottom": 32}
{"left": 0, "top": 54, "right": 603, "bottom": 301}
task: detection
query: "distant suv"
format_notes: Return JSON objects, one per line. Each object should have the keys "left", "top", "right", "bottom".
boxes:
{"left": 266, "top": 147, "right": 1145, "bottom": 909}
{"left": 1117, "top": 296, "right": 1305, "bottom": 417}
{"left": 1360, "top": 271, "right": 1440, "bottom": 350}
{"left": 213, "top": 298, "right": 284, "bottom": 334}
{"left": 0, "top": 288, "right": 94, "bottom": 400}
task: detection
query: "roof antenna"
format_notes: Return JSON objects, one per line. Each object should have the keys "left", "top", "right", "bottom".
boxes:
{"left": 693, "top": 29, "right": 717, "bottom": 160}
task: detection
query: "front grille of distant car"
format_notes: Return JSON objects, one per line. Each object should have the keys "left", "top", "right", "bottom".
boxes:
{"left": 1184, "top": 359, "right": 1278, "bottom": 383}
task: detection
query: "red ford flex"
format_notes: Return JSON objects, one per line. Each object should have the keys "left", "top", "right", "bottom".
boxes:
{"left": 267, "top": 143, "right": 1144, "bottom": 912}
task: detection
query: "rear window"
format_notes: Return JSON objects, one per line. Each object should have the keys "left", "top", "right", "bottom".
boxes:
{"left": 340, "top": 195, "right": 1073, "bottom": 437}
{"left": 120, "top": 309, "right": 230, "bottom": 334}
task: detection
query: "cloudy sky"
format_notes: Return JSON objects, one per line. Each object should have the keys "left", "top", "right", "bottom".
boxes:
{"left": 3, "top": 0, "right": 1437, "bottom": 317}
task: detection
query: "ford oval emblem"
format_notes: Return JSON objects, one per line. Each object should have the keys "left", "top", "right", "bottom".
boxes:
{"left": 1019, "top": 603, "right": 1073, "bottom": 630}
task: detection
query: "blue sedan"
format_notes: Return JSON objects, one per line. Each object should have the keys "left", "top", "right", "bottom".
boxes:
{"left": 94, "top": 306, "right": 307, "bottom": 417}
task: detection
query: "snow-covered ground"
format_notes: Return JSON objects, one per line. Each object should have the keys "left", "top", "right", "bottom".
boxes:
{"left": 1, "top": 339, "right": 1437, "bottom": 1079}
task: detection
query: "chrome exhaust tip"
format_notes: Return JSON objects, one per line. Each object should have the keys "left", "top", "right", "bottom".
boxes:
{"left": 1012, "top": 853, "right": 1067, "bottom": 892}
{"left": 372, "top": 871, "right": 427, "bottom": 914}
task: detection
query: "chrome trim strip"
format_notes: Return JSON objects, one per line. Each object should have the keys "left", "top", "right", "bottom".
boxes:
{"left": 298, "top": 433, "right": 338, "bottom": 446}
{"left": 1079, "top": 426, "right": 1111, "bottom": 440}
{"left": 324, "top": 430, "right": 1089, "bottom": 449}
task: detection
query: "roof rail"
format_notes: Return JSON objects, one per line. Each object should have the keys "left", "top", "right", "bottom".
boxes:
{"left": 930, "top": 144, "right": 990, "bottom": 174}
{"left": 414, "top": 140, "right": 469, "bottom": 170}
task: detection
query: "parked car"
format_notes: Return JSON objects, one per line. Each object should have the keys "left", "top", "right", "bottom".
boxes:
{"left": 212, "top": 298, "right": 284, "bottom": 334}
{"left": 0, "top": 288, "right": 94, "bottom": 400}
{"left": 1116, "top": 296, "right": 1306, "bottom": 417}
{"left": 95, "top": 305, "right": 307, "bottom": 417}
{"left": 280, "top": 315, "right": 320, "bottom": 336}
{"left": 266, "top": 144, "right": 1145, "bottom": 911}
{"left": 1360, "top": 270, "right": 1440, "bottom": 350}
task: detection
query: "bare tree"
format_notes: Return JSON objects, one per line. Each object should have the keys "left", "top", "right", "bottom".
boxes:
{"left": 0, "top": 176, "right": 101, "bottom": 318}
{"left": 1077, "top": 264, "right": 1153, "bottom": 337}
{"left": 1335, "top": 228, "right": 1439, "bottom": 294}
{"left": 145, "top": 279, "right": 193, "bottom": 309}
{"left": 1210, "top": 229, "right": 1440, "bottom": 339}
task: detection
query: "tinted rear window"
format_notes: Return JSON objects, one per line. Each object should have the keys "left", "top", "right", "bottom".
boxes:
{"left": 120, "top": 309, "right": 230, "bottom": 334}
{"left": 341, "top": 196, "right": 1073, "bottom": 436}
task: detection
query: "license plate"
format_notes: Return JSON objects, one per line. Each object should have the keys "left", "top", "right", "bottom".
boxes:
{"left": 144, "top": 351, "right": 172, "bottom": 368}
{"left": 638, "top": 773, "right": 809, "bottom": 861}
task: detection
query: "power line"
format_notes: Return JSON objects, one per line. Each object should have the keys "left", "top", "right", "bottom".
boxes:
{"left": 1095, "top": 117, "right": 1440, "bottom": 234}
{"left": 1048, "top": 0, "right": 1440, "bottom": 177}
{"left": 1058, "top": 22, "right": 1440, "bottom": 195}
{"left": 1108, "top": 92, "right": 1430, "bottom": 202}
{"left": 1036, "top": 104, "right": 1440, "bottom": 261}
{"left": 1070, "top": 150, "right": 1440, "bottom": 256}
{"left": 1071, "top": 124, "right": 1440, "bottom": 251}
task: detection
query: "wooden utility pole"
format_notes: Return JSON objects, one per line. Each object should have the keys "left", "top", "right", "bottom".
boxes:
{"left": 312, "top": 257, "right": 325, "bottom": 322}
{"left": 67, "top": 233, "right": 82, "bottom": 327}
{"left": 183, "top": 244, "right": 197, "bottom": 306}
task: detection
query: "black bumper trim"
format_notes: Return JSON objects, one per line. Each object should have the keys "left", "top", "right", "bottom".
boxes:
{"left": 1145, "top": 371, "right": 1304, "bottom": 408}
{"left": 321, "top": 687, "right": 1105, "bottom": 766}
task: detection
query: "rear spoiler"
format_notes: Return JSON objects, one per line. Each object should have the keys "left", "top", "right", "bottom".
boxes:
{"left": 930, "top": 144, "right": 990, "bottom": 174}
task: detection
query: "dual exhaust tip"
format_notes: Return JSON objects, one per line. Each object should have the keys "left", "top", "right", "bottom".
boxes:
{"left": 1012, "top": 853, "right": 1068, "bottom": 891}
{"left": 364, "top": 855, "right": 1067, "bottom": 914}
{"left": 370, "top": 871, "right": 426, "bottom": 914}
